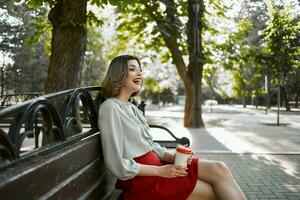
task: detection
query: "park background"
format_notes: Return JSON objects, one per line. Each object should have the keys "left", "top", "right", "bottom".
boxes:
{"left": 1, "top": 1, "right": 300, "bottom": 199}
{"left": 1, "top": 0, "right": 299, "bottom": 128}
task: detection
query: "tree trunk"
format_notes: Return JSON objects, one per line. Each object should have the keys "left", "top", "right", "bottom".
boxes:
{"left": 185, "top": 0, "right": 205, "bottom": 127}
{"left": 183, "top": 74, "right": 205, "bottom": 127}
{"left": 242, "top": 95, "right": 246, "bottom": 108}
{"left": 147, "top": 0, "right": 205, "bottom": 127}
{"left": 184, "top": 83, "right": 194, "bottom": 127}
{"left": 45, "top": 0, "right": 87, "bottom": 93}
{"left": 281, "top": 86, "right": 291, "bottom": 111}
{"left": 255, "top": 90, "right": 258, "bottom": 108}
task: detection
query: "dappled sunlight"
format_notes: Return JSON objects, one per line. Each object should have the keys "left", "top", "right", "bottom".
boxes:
{"left": 207, "top": 126, "right": 300, "bottom": 154}
{"left": 203, "top": 112, "right": 300, "bottom": 153}
{"left": 196, "top": 153, "right": 300, "bottom": 198}
{"left": 207, "top": 127, "right": 269, "bottom": 153}
{"left": 250, "top": 154, "right": 300, "bottom": 179}
{"left": 187, "top": 128, "right": 230, "bottom": 152}
{"left": 146, "top": 110, "right": 184, "bottom": 118}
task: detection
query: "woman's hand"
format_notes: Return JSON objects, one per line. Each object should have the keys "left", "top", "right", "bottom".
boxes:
{"left": 183, "top": 144, "right": 193, "bottom": 166}
{"left": 187, "top": 154, "right": 193, "bottom": 165}
{"left": 158, "top": 164, "right": 188, "bottom": 178}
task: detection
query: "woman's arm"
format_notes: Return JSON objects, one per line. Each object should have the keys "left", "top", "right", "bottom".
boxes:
{"left": 137, "top": 163, "right": 188, "bottom": 178}
{"left": 99, "top": 102, "right": 141, "bottom": 180}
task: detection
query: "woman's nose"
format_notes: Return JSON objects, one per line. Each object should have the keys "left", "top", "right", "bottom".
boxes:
{"left": 136, "top": 69, "right": 142, "bottom": 75}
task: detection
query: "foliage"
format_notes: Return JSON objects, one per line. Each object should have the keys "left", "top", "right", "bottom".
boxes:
{"left": 220, "top": 0, "right": 300, "bottom": 107}
{"left": 0, "top": 0, "right": 134, "bottom": 94}
{"left": 81, "top": 24, "right": 107, "bottom": 86}
{"left": 0, "top": 1, "right": 50, "bottom": 93}
{"left": 141, "top": 87, "right": 175, "bottom": 105}
{"left": 221, "top": 17, "right": 263, "bottom": 101}
{"left": 261, "top": 2, "right": 300, "bottom": 109}
{"left": 262, "top": 2, "right": 300, "bottom": 78}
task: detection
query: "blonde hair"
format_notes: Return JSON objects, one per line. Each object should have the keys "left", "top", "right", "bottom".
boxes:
{"left": 102, "top": 55, "right": 141, "bottom": 97}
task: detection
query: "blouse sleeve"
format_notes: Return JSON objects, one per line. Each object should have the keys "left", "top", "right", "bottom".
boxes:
{"left": 98, "top": 102, "right": 140, "bottom": 180}
{"left": 152, "top": 142, "right": 167, "bottom": 159}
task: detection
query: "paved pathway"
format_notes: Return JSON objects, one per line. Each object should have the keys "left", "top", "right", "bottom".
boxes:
{"left": 146, "top": 104, "right": 300, "bottom": 200}
{"left": 199, "top": 153, "right": 300, "bottom": 200}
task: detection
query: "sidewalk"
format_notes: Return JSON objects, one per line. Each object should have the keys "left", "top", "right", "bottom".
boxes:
{"left": 146, "top": 104, "right": 300, "bottom": 200}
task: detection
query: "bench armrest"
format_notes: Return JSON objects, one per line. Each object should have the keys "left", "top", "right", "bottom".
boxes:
{"left": 149, "top": 124, "right": 190, "bottom": 148}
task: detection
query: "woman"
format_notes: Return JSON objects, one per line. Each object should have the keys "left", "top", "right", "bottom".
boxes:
{"left": 98, "top": 55, "right": 246, "bottom": 200}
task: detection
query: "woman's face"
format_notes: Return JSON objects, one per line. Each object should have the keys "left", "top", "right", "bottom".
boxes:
{"left": 122, "top": 59, "right": 142, "bottom": 95}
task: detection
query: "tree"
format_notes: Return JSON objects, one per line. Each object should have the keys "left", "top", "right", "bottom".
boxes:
{"left": 220, "top": 0, "right": 299, "bottom": 110}
{"left": 0, "top": 1, "right": 49, "bottom": 93}
{"left": 81, "top": 25, "right": 107, "bottom": 86}
{"left": 44, "top": 0, "right": 88, "bottom": 93}
{"left": 221, "top": 19, "right": 260, "bottom": 107}
{"left": 262, "top": 1, "right": 300, "bottom": 110}
{"left": 140, "top": 55, "right": 181, "bottom": 104}
{"left": 109, "top": 0, "right": 228, "bottom": 127}
{"left": 19, "top": 0, "right": 132, "bottom": 94}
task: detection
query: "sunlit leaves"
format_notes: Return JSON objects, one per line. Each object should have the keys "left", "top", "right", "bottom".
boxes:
{"left": 27, "top": 0, "right": 43, "bottom": 9}
{"left": 262, "top": 3, "right": 300, "bottom": 77}
{"left": 26, "top": 15, "right": 51, "bottom": 48}
{"left": 87, "top": 11, "right": 104, "bottom": 26}
{"left": 27, "top": 0, "right": 55, "bottom": 9}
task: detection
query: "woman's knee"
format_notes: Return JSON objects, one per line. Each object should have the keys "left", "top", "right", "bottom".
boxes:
{"left": 212, "top": 161, "right": 231, "bottom": 179}
{"left": 197, "top": 159, "right": 233, "bottom": 184}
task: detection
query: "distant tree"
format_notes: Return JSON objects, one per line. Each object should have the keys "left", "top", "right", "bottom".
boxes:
{"left": 143, "top": 88, "right": 175, "bottom": 105}
{"left": 262, "top": 1, "right": 300, "bottom": 110}
{"left": 0, "top": 1, "right": 49, "bottom": 93}
{"left": 81, "top": 25, "right": 107, "bottom": 86}
{"left": 221, "top": 19, "right": 261, "bottom": 107}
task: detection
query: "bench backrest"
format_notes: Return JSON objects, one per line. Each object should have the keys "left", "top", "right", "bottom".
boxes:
{"left": 0, "top": 87, "right": 121, "bottom": 199}
{"left": 0, "top": 132, "right": 121, "bottom": 199}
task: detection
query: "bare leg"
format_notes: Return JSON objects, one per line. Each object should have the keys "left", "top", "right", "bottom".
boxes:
{"left": 197, "top": 160, "right": 246, "bottom": 200}
{"left": 187, "top": 180, "right": 217, "bottom": 200}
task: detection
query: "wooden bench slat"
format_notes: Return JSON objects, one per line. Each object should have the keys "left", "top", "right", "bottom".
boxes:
{"left": 0, "top": 133, "right": 118, "bottom": 199}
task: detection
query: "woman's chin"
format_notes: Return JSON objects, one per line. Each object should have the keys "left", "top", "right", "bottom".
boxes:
{"left": 132, "top": 87, "right": 141, "bottom": 94}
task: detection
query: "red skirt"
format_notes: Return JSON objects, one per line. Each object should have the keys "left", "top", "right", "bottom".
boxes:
{"left": 116, "top": 151, "right": 199, "bottom": 200}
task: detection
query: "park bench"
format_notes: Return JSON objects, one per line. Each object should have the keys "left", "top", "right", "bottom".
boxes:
{"left": 0, "top": 93, "right": 43, "bottom": 109}
{"left": 0, "top": 86, "right": 189, "bottom": 199}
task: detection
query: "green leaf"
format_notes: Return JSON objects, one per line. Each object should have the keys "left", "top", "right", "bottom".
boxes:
{"left": 45, "top": 0, "right": 56, "bottom": 7}
{"left": 27, "top": 0, "right": 43, "bottom": 9}
{"left": 122, "top": 0, "right": 134, "bottom": 5}
{"left": 87, "top": 11, "right": 104, "bottom": 27}
{"left": 109, "top": 0, "right": 118, "bottom": 6}
{"left": 89, "top": 0, "right": 108, "bottom": 6}
{"left": 101, "top": 0, "right": 108, "bottom": 4}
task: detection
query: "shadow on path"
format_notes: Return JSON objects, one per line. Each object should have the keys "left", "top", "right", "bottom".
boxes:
{"left": 198, "top": 153, "right": 300, "bottom": 200}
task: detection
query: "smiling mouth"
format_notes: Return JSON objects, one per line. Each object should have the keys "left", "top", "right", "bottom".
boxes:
{"left": 133, "top": 79, "right": 142, "bottom": 85}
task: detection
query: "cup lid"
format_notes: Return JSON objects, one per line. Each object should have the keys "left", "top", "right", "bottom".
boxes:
{"left": 176, "top": 145, "right": 192, "bottom": 154}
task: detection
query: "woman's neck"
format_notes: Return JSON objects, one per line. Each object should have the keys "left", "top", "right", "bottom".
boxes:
{"left": 115, "top": 90, "right": 130, "bottom": 102}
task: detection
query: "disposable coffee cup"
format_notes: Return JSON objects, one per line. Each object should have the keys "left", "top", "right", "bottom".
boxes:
{"left": 174, "top": 145, "right": 193, "bottom": 167}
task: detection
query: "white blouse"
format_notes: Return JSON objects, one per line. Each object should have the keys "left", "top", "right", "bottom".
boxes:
{"left": 98, "top": 98, "right": 167, "bottom": 180}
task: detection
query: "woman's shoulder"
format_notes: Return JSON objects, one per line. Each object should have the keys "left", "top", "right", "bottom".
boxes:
{"left": 99, "top": 98, "right": 119, "bottom": 112}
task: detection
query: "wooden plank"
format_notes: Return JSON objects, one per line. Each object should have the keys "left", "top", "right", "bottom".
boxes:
{"left": 0, "top": 133, "right": 117, "bottom": 199}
